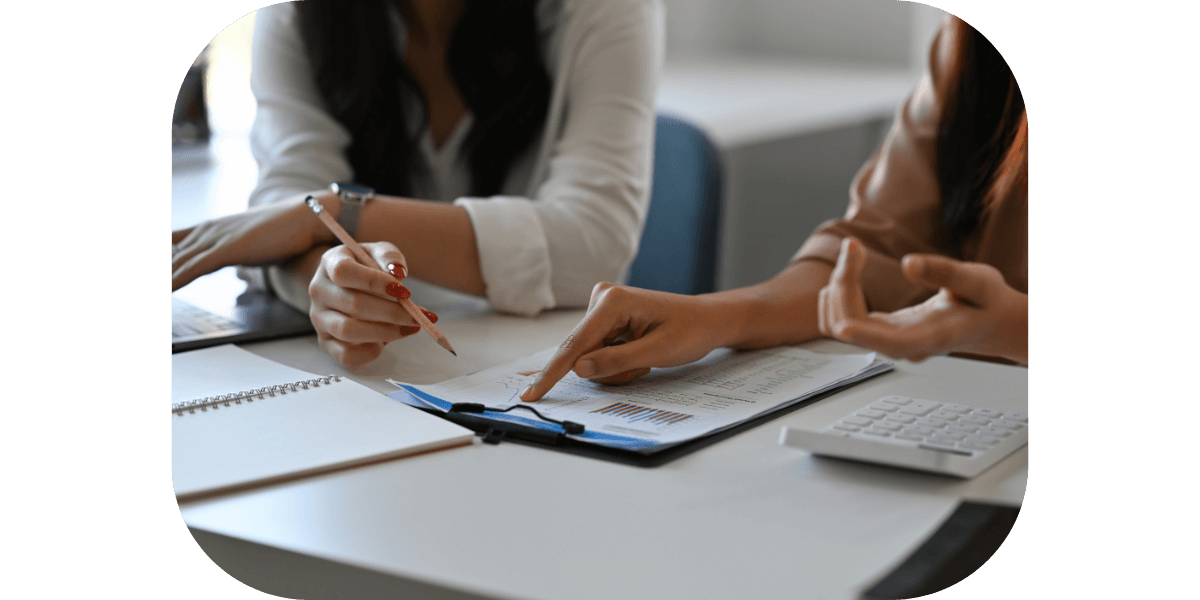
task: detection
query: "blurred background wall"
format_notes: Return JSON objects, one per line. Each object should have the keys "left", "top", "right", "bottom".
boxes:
{"left": 175, "top": 0, "right": 944, "bottom": 292}
{"left": 656, "top": 0, "right": 944, "bottom": 289}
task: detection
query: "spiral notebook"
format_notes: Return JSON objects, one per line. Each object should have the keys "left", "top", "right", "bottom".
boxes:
{"left": 172, "top": 345, "right": 474, "bottom": 502}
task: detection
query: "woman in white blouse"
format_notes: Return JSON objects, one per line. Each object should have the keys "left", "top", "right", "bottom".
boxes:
{"left": 172, "top": 0, "right": 663, "bottom": 366}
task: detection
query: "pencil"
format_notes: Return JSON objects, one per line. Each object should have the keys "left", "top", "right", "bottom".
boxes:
{"left": 304, "top": 196, "right": 457, "bottom": 356}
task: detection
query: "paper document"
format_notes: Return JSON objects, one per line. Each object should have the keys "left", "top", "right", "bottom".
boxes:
{"left": 390, "top": 345, "right": 890, "bottom": 453}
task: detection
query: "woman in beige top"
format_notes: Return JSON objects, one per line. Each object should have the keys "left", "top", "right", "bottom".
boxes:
{"left": 523, "top": 15, "right": 1028, "bottom": 402}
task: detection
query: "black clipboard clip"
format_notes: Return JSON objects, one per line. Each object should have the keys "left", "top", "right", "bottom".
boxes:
{"left": 446, "top": 403, "right": 585, "bottom": 446}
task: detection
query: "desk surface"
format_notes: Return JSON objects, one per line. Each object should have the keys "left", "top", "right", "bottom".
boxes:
{"left": 177, "top": 280, "right": 1027, "bottom": 600}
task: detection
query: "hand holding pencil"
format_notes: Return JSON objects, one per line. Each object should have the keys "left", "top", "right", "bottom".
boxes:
{"left": 305, "top": 196, "right": 457, "bottom": 363}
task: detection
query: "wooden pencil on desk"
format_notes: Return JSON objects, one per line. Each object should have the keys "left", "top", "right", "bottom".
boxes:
{"left": 305, "top": 196, "right": 457, "bottom": 356}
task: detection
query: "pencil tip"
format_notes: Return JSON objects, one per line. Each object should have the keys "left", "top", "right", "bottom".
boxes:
{"left": 450, "top": 350, "right": 457, "bottom": 357}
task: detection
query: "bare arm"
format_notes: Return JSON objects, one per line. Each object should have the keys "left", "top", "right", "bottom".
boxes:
{"left": 265, "top": 192, "right": 486, "bottom": 308}
{"left": 521, "top": 259, "right": 834, "bottom": 401}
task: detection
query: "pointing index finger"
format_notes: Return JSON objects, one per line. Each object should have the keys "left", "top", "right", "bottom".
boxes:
{"left": 521, "top": 311, "right": 622, "bottom": 402}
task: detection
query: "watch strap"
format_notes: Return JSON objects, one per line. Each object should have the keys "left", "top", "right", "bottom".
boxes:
{"left": 337, "top": 200, "right": 363, "bottom": 238}
{"left": 331, "top": 182, "right": 373, "bottom": 239}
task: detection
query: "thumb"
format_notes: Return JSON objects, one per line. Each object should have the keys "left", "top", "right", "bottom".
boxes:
{"left": 831, "top": 237, "right": 868, "bottom": 284}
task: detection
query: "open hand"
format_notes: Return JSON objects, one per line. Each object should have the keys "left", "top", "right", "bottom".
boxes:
{"left": 310, "top": 241, "right": 438, "bottom": 368}
{"left": 818, "top": 237, "right": 1027, "bottom": 364}
{"left": 172, "top": 193, "right": 333, "bottom": 291}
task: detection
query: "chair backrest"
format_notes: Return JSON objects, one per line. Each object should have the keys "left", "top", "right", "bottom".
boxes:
{"left": 627, "top": 114, "right": 724, "bottom": 295}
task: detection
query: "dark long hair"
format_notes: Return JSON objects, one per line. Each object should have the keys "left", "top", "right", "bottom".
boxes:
{"left": 936, "top": 18, "right": 1027, "bottom": 248}
{"left": 295, "top": 0, "right": 551, "bottom": 197}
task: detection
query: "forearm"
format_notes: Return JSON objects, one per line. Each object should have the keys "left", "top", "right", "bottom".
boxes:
{"left": 316, "top": 193, "right": 486, "bottom": 297}
{"left": 996, "top": 293, "right": 1028, "bottom": 366}
{"left": 709, "top": 259, "right": 835, "bottom": 350}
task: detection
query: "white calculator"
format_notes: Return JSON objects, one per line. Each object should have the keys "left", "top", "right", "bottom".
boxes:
{"left": 779, "top": 395, "right": 1027, "bottom": 478}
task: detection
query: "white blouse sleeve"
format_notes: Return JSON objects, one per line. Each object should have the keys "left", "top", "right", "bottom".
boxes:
{"left": 247, "top": 2, "right": 353, "bottom": 207}
{"left": 455, "top": 0, "right": 664, "bottom": 315}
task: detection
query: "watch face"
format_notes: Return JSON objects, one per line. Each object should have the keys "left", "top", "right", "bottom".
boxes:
{"left": 331, "top": 182, "right": 375, "bottom": 197}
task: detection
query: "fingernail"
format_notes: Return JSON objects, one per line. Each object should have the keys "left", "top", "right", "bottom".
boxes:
{"left": 400, "top": 325, "right": 421, "bottom": 336}
{"left": 520, "top": 385, "right": 535, "bottom": 402}
{"left": 421, "top": 309, "right": 439, "bottom": 323}
{"left": 388, "top": 263, "right": 406, "bottom": 279}
{"left": 903, "top": 256, "right": 926, "bottom": 278}
{"left": 386, "top": 282, "right": 411, "bottom": 300}
{"left": 575, "top": 359, "right": 597, "bottom": 378}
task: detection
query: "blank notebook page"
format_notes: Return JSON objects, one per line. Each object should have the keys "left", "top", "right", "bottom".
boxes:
{"left": 172, "top": 345, "right": 473, "bottom": 501}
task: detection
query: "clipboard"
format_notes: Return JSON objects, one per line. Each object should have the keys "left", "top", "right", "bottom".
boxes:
{"left": 409, "top": 366, "right": 894, "bottom": 468}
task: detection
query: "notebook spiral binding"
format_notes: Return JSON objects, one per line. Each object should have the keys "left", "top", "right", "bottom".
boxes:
{"left": 172, "top": 375, "right": 342, "bottom": 416}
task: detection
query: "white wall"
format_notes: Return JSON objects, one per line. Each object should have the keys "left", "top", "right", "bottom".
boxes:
{"left": 656, "top": 0, "right": 948, "bottom": 289}
{"left": 663, "top": 0, "right": 944, "bottom": 70}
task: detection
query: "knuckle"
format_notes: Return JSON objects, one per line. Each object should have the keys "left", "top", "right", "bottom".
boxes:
{"left": 558, "top": 331, "right": 581, "bottom": 351}
{"left": 597, "top": 282, "right": 627, "bottom": 300}
{"left": 327, "top": 258, "right": 354, "bottom": 284}
{"left": 344, "top": 293, "right": 367, "bottom": 317}
{"left": 308, "top": 277, "right": 323, "bottom": 300}
{"left": 328, "top": 316, "right": 352, "bottom": 341}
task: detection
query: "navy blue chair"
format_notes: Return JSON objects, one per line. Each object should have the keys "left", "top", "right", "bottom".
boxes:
{"left": 627, "top": 114, "right": 724, "bottom": 295}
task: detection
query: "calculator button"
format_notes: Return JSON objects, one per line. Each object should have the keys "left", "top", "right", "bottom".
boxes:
{"left": 917, "top": 417, "right": 947, "bottom": 428}
{"left": 929, "top": 410, "right": 960, "bottom": 421}
{"left": 843, "top": 417, "right": 872, "bottom": 427}
{"left": 962, "top": 415, "right": 991, "bottom": 426}
{"left": 930, "top": 432, "right": 967, "bottom": 442}
{"left": 947, "top": 424, "right": 978, "bottom": 434}
{"left": 884, "top": 414, "right": 916, "bottom": 424}
{"left": 979, "top": 427, "right": 1011, "bottom": 437}
{"left": 857, "top": 409, "right": 886, "bottom": 420}
{"left": 894, "top": 433, "right": 924, "bottom": 441}
{"left": 878, "top": 396, "right": 911, "bottom": 406}
{"left": 994, "top": 420, "right": 1024, "bottom": 430}
{"left": 898, "top": 400, "right": 941, "bottom": 416}
{"left": 965, "top": 434, "right": 1001, "bottom": 445}
{"left": 1005, "top": 412, "right": 1028, "bottom": 422}
{"left": 941, "top": 404, "right": 971, "bottom": 413}
{"left": 833, "top": 423, "right": 860, "bottom": 432}
{"left": 903, "top": 426, "right": 935, "bottom": 436}
{"left": 862, "top": 428, "right": 892, "bottom": 437}
{"left": 972, "top": 408, "right": 1004, "bottom": 418}
{"left": 869, "top": 402, "right": 900, "bottom": 412}
{"left": 874, "top": 421, "right": 902, "bottom": 431}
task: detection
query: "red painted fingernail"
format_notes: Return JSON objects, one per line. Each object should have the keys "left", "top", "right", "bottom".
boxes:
{"left": 388, "top": 263, "right": 406, "bottom": 279}
{"left": 421, "top": 309, "right": 438, "bottom": 323}
{"left": 386, "top": 282, "right": 411, "bottom": 300}
{"left": 400, "top": 325, "right": 421, "bottom": 336}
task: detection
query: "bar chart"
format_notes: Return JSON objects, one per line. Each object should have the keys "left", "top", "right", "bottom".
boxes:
{"left": 589, "top": 402, "right": 695, "bottom": 426}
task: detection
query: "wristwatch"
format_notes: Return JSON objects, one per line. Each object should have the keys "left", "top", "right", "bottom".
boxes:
{"left": 330, "top": 182, "right": 375, "bottom": 238}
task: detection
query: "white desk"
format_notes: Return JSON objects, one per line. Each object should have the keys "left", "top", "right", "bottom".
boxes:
{"left": 177, "top": 284, "right": 1027, "bottom": 600}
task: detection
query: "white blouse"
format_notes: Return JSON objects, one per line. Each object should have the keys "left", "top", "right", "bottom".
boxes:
{"left": 247, "top": 0, "right": 664, "bottom": 316}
